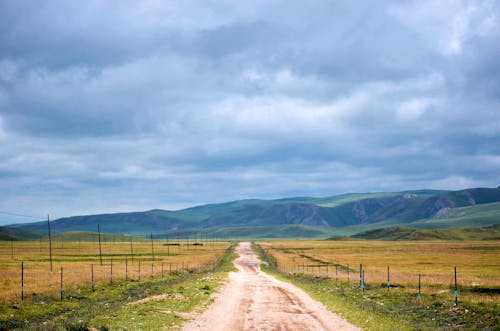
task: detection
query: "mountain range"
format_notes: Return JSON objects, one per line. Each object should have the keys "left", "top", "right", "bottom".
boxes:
{"left": 7, "top": 186, "right": 500, "bottom": 238}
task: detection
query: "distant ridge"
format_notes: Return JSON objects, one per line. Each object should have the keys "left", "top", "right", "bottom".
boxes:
{"left": 8, "top": 186, "right": 500, "bottom": 238}
{"left": 339, "top": 224, "right": 500, "bottom": 241}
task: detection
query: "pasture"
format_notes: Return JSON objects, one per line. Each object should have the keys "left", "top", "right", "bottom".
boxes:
{"left": 0, "top": 235, "right": 230, "bottom": 304}
{"left": 256, "top": 240, "right": 500, "bottom": 330}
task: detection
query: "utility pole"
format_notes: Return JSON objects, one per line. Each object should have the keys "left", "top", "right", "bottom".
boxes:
{"left": 98, "top": 224, "right": 103, "bottom": 265}
{"left": 47, "top": 214, "right": 53, "bottom": 272}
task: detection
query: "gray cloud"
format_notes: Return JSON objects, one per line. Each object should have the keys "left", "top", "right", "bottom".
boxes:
{"left": 1, "top": 0, "right": 499, "bottom": 224}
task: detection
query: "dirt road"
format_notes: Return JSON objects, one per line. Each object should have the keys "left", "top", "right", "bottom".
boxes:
{"left": 182, "top": 242, "right": 360, "bottom": 331}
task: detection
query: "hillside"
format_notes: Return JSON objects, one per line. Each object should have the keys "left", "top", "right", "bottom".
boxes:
{"left": 0, "top": 226, "right": 44, "bottom": 241}
{"left": 346, "top": 224, "right": 500, "bottom": 241}
{"left": 10, "top": 186, "right": 500, "bottom": 237}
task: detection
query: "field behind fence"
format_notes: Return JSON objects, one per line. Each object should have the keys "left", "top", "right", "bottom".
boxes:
{"left": 0, "top": 238, "right": 230, "bottom": 303}
{"left": 258, "top": 240, "right": 500, "bottom": 304}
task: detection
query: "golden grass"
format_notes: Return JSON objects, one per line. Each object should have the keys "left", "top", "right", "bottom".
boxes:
{"left": 0, "top": 240, "right": 230, "bottom": 303}
{"left": 259, "top": 240, "right": 500, "bottom": 303}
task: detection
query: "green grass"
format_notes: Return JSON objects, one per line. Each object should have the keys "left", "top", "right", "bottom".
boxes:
{"left": 410, "top": 202, "right": 500, "bottom": 229}
{"left": 0, "top": 226, "right": 44, "bottom": 241}
{"left": 49, "top": 231, "right": 148, "bottom": 242}
{"left": 204, "top": 225, "right": 337, "bottom": 239}
{"left": 253, "top": 243, "right": 500, "bottom": 331}
{"left": 0, "top": 244, "right": 237, "bottom": 331}
{"left": 340, "top": 225, "right": 500, "bottom": 241}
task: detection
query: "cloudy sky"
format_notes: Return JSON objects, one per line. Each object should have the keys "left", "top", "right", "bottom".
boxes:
{"left": 1, "top": 0, "right": 499, "bottom": 224}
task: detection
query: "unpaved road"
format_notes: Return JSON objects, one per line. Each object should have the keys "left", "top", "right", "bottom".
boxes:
{"left": 182, "top": 242, "right": 360, "bottom": 331}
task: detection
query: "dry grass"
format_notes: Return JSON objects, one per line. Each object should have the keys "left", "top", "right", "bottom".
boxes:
{"left": 0, "top": 239, "right": 230, "bottom": 303}
{"left": 259, "top": 240, "right": 500, "bottom": 303}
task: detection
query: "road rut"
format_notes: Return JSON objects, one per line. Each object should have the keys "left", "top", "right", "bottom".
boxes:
{"left": 182, "top": 242, "right": 361, "bottom": 331}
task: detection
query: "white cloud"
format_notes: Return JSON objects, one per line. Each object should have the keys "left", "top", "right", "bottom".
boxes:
{"left": 396, "top": 98, "right": 434, "bottom": 121}
{"left": 388, "top": 0, "right": 498, "bottom": 56}
{"left": 0, "top": 116, "right": 5, "bottom": 140}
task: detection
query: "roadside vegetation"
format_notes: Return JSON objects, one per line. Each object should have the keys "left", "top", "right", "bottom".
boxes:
{"left": 254, "top": 241, "right": 500, "bottom": 330}
{"left": 0, "top": 239, "right": 236, "bottom": 330}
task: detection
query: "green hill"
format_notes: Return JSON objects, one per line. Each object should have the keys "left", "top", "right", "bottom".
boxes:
{"left": 9, "top": 186, "right": 500, "bottom": 238}
{"left": 0, "top": 226, "right": 44, "bottom": 241}
{"left": 346, "top": 224, "right": 500, "bottom": 241}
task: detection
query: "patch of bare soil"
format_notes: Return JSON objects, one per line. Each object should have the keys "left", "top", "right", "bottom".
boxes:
{"left": 182, "top": 242, "right": 361, "bottom": 331}
{"left": 127, "top": 293, "right": 187, "bottom": 306}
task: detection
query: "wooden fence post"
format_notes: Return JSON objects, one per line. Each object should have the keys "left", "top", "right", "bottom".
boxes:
{"left": 418, "top": 273, "right": 421, "bottom": 304}
{"left": 387, "top": 265, "right": 390, "bottom": 290}
{"left": 21, "top": 261, "right": 24, "bottom": 301}
{"left": 60, "top": 267, "right": 63, "bottom": 301}
{"left": 91, "top": 264, "right": 95, "bottom": 291}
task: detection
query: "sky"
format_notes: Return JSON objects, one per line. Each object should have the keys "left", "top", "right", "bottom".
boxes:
{"left": 1, "top": 0, "right": 499, "bottom": 224}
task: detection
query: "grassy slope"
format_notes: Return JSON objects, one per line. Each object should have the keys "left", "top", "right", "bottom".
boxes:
{"left": 410, "top": 201, "right": 500, "bottom": 229}
{"left": 0, "top": 226, "right": 44, "bottom": 241}
{"left": 0, "top": 244, "right": 237, "bottom": 331}
{"left": 9, "top": 187, "right": 500, "bottom": 238}
{"left": 203, "top": 225, "right": 336, "bottom": 239}
{"left": 346, "top": 224, "right": 500, "bottom": 241}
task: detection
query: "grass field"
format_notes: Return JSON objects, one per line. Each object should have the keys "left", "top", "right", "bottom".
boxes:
{"left": 256, "top": 240, "right": 500, "bottom": 330}
{"left": 0, "top": 236, "right": 230, "bottom": 304}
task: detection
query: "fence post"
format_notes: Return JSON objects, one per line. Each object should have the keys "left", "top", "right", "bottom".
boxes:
{"left": 151, "top": 262, "right": 154, "bottom": 278}
{"left": 110, "top": 259, "right": 113, "bottom": 285}
{"left": 130, "top": 237, "right": 134, "bottom": 265}
{"left": 47, "top": 214, "right": 53, "bottom": 272}
{"left": 359, "top": 264, "right": 363, "bottom": 288}
{"left": 387, "top": 265, "right": 390, "bottom": 290}
{"left": 362, "top": 268, "right": 366, "bottom": 292}
{"left": 162, "top": 263, "right": 164, "bottom": 277}
{"left": 347, "top": 264, "right": 350, "bottom": 283}
{"left": 418, "top": 273, "right": 421, "bottom": 304}
{"left": 21, "top": 261, "right": 24, "bottom": 302}
{"left": 138, "top": 260, "right": 141, "bottom": 281}
{"left": 91, "top": 264, "right": 95, "bottom": 291}
{"left": 169, "top": 263, "right": 172, "bottom": 275}
{"left": 60, "top": 267, "right": 63, "bottom": 301}
{"left": 125, "top": 258, "right": 128, "bottom": 281}
{"left": 98, "top": 224, "right": 103, "bottom": 266}
{"left": 454, "top": 267, "right": 458, "bottom": 306}
{"left": 150, "top": 233, "right": 155, "bottom": 261}
{"left": 326, "top": 264, "right": 329, "bottom": 278}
